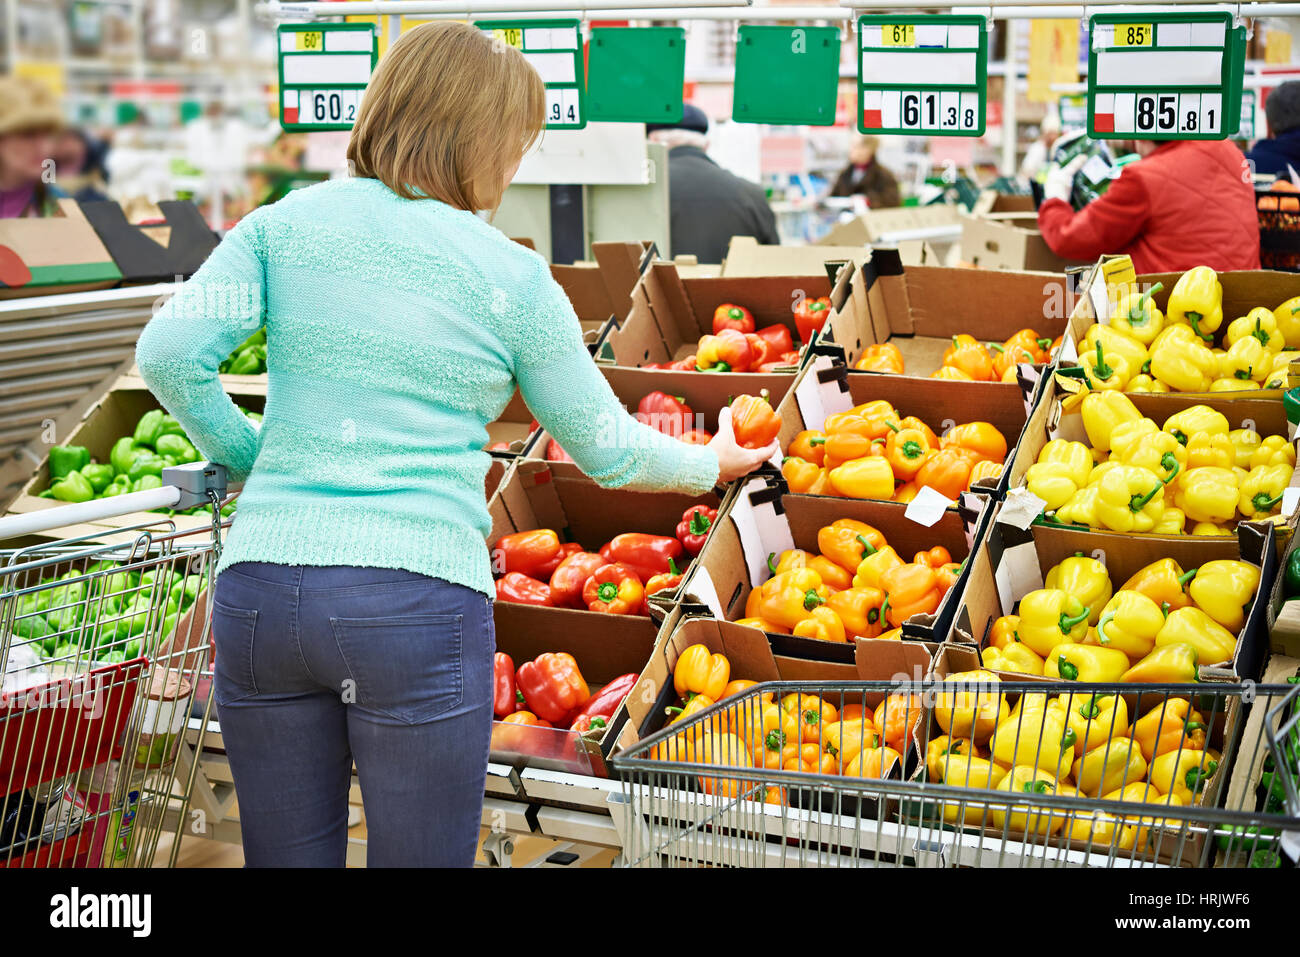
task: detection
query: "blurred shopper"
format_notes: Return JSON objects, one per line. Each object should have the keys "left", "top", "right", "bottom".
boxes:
{"left": 1018, "top": 112, "right": 1062, "bottom": 183}
{"left": 829, "top": 134, "right": 901, "bottom": 208}
{"left": 1037, "top": 138, "right": 1259, "bottom": 272}
{"left": 1247, "top": 80, "right": 1300, "bottom": 178}
{"left": 52, "top": 128, "right": 110, "bottom": 203}
{"left": 135, "top": 23, "right": 776, "bottom": 869}
{"left": 647, "top": 104, "right": 779, "bottom": 263}
{"left": 0, "top": 76, "right": 65, "bottom": 218}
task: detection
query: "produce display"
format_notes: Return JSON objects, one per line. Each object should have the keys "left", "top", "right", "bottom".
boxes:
{"left": 731, "top": 519, "right": 961, "bottom": 639}
{"left": 854, "top": 328, "right": 1062, "bottom": 381}
{"left": 1025, "top": 392, "right": 1296, "bottom": 533}
{"left": 218, "top": 329, "right": 268, "bottom": 376}
{"left": 782, "top": 399, "right": 1007, "bottom": 501}
{"left": 1076, "top": 266, "right": 1300, "bottom": 393}
{"left": 979, "top": 554, "right": 1260, "bottom": 679}
{"left": 929, "top": 679, "right": 1221, "bottom": 848}
{"left": 641, "top": 299, "right": 822, "bottom": 373}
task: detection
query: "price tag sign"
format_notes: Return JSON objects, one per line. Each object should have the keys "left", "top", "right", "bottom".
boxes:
{"left": 477, "top": 19, "right": 585, "bottom": 130}
{"left": 1238, "top": 89, "right": 1257, "bottom": 140}
{"left": 278, "top": 23, "right": 376, "bottom": 132}
{"left": 857, "top": 14, "right": 987, "bottom": 137}
{"left": 1087, "top": 11, "right": 1245, "bottom": 140}
{"left": 1059, "top": 93, "right": 1087, "bottom": 129}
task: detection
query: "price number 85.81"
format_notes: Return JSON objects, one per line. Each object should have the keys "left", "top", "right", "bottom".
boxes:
{"left": 1134, "top": 93, "right": 1211, "bottom": 134}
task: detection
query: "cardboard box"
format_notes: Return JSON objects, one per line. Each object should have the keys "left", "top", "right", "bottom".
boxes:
{"left": 954, "top": 504, "right": 1278, "bottom": 683}
{"left": 961, "top": 213, "right": 1089, "bottom": 274}
{"left": 681, "top": 472, "right": 992, "bottom": 651}
{"left": 821, "top": 248, "right": 1072, "bottom": 377}
{"left": 720, "top": 236, "right": 868, "bottom": 279}
{"left": 779, "top": 354, "right": 1044, "bottom": 498}
{"left": 1265, "top": 527, "right": 1300, "bottom": 657}
{"left": 79, "top": 200, "right": 218, "bottom": 284}
{"left": 8, "top": 386, "right": 264, "bottom": 533}
{"left": 1002, "top": 372, "right": 1295, "bottom": 534}
{"left": 971, "top": 192, "right": 1037, "bottom": 217}
{"left": 0, "top": 199, "right": 122, "bottom": 299}
{"left": 815, "top": 204, "right": 961, "bottom": 248}
{"left": 597, "top": 260, "right": 833, "bottom": 378}
{"left": 549, "top": 240, "right": 656, "bottom": 335}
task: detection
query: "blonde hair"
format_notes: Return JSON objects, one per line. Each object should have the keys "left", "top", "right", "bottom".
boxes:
{"left": 347, "top": 22, "right": 545, "bottom": 211}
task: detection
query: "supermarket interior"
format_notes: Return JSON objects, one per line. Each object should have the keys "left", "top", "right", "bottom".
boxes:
{"left": 2, "top": 0, "right": 1300, "bottom": 893}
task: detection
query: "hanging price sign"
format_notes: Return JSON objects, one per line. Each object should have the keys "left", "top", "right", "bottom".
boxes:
{"left": 477, "top": 19, "right": 585, "bottom": 130}
{"left": 1238, "top": 89, "right": 1257, "bottom": 139}
{"left": 1087, "top": 11, "right": 1246, "bottom": 140}
{"left": 1059, "top": 93, "right": 1087, "bottom": 129}
{"left": 278, "top": 23, "right": 377, "bottom": 132}
{"left": 857, "top": 14, "right": 988, "bottom": 137}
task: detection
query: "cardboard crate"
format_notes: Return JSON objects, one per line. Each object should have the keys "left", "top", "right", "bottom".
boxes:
{"left": 719, "top": 236, "right": 869, "bottom": 279}
{"left": 527, "top": 365, "right": 796, "bottom": 465}
{"left": 1002, "top": 372, "right": 1296, "bottom": 535}
{"left": 815, "top": 204, "right": 961, "bottom": 248}
{"left": 954, "top": 503, "right": 1278, "bottom": 683}
{"left": 7, "top": 385, "right": 264, "bottom": 533}
{"left": 960, "top": 213, "right": 1089, "bottom": 275}
{"left": 597, "top": 260, "right": 835, "bottom": 379}
{"left": 971, "top": 192, "right": 1037, "bottom": 217}
{"left": 0, "top": 200, "right": 122, "bottom": 300}
{"left": 548, "top": 240, "right": 656, "bottom": 336}
{"left": 779, "top": 354, "right": 1045, "bottom": 499}
{"left": 681, "top": 472, "right": 992, "bottom": 653}
{"left": 1265, "top": 526, "right": 1300, "bottom": 657}
{"left": 820, "top": 248, "right": 1072, "bottom": 378}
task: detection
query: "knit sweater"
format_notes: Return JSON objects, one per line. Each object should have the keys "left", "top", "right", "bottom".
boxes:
{"left": 135, "top": 177, "right": 720, "bottom": 596}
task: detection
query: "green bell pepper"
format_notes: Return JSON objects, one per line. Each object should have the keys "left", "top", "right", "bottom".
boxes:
{"left": 13, "top": 612, "right": 54, "bottom": 648}
{"left": 131, "top": 474, "right": 163, "bottom": 493}
{"left": 155, "top": 434, "right": 198, "bottom": 464}
{"left": 50, "top": 470, "right": 94, "bottom": 503}
{"left": 133, "top": 410, "right": 166, "bottom": 448}
{"left": 159, "top": 414, "right": 185, "bottom": 438}
{"left": 166, "top": 577, "right": 201, "bottom": 615}
{"left": 225, "top": 349, "right": 263, "bottom": 375}
{"left": 38, "top": 489, "right": 55, "bottom": 498}
{"left": 1286, "top": 548, "right": 1300, "bottom": 600}
{"left": 49, "top": 445, "right": 90, "bottom": 480}
{"left": 80, "top": 462, "right": 116, "bottom": 493}
{"left": 110, "top": 437, "right": 142, "bottom": 476}
{"left": 245, "top": 412, "right": 263, "bottom": 424}
{"left": 126, "top": 452, "right": 166, "bottom": 482}
{"left": 101, "top": 478, "right": 128, "bottom": 498}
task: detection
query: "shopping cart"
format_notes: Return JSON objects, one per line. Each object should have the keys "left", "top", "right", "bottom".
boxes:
{"left": 611, "top": 678, "right": 1300, "bottom": 868}
{"left": 0, "top": 463, "right": 229, "bottom": 868}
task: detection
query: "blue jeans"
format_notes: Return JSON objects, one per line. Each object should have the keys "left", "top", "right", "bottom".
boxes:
{"left": 211, "top": 562, "right": 495, "bottom": 867}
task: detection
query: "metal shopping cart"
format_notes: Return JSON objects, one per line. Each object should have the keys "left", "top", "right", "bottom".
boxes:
{"left": 0, "top": 463, "right": 229, "bottom": 868}
{"left": 611, "top": 679, "right": 1300, "bottom": 868}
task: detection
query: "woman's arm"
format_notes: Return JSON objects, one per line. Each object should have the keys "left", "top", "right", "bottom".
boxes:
{"left": 134, "top": 211, "right": 267, "bottom": 481}
{"left": 1036, "top": 168, "right": 1150, "bottom": 263}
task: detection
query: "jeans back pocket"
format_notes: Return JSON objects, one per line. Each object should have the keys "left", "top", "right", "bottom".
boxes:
{"left": 212, "top": 600, "right": 260, "bottom": 705}
{"left": 329, "top": 613, "right": 463, "bottom": 725}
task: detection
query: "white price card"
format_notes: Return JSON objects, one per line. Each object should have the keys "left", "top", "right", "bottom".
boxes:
{"left": 278, "top": 23, "right": 376, "bottom": 132}
{"left": 478, "top": 19, "right": 585, "bottom": 130}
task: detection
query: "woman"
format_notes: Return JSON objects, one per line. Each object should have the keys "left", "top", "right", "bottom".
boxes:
{"left": 135, "top": 22, "right": 777, "bottom": 868}
{"left": 828, "top": 135, "right": 901, "bottom": 209}
{"left": 0, "top": 76, "right": 65, "bottom": 218}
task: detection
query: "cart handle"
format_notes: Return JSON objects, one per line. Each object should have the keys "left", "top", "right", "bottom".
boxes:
{"left": 0, "top": 462, "right": 229, "bottom": 540}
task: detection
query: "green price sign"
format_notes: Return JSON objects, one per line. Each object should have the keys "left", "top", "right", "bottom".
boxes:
{"left": 1238, "top": 89, "right": 1257, "bottom": 139}
{"left": 477, "top": 19, "right": 585, "bottom": 130}
{"left": 277, "top": 23, "right": 377, "bottom": 132}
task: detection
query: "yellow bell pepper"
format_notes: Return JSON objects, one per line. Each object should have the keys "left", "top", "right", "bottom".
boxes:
{"left": 1121, "top": 642, "right": 1200, "bottom": 683}
{"left": 1149, "top": 333, "right": 1217, "bottom": 392}
{"left": 1110, "top": 283, "right": 1165, "bottom": 344}
{"left": 933, "top": 670, "right": 1006, "bottom": 744}
{"left": 939, "top": 756, "right": 1006, "bottom": 825}
{"left": 1083, "top": 324, "right": 1150, "bottom": 373}
{"left": 1272, "top": 295, "right": 1300, "bottom": 348}
{"left": 926, "top": 734, "right": 984, "bottom": 783}
{"left": 1132, "top": 697, "right": 1207, "bottom": 762}
{"left": 1119, "top": 558, "right": 1196, "bottom": 611}
{"left": 1149, "top": 748, "right": 1219, "bottom": 804}
{"left": 987, "top": 614, "right": 1020, "bottom": 649}
{"left": 1210, "top": 377, "right": 1261, "bottom": 392}
{"left": 1073, "top": 737, "right": 1148, "bottom": 797}
{"left": 990, "top": 766, "right": 1068, "bottom": 836}
{"left": 1173, "top": 466, "right": 1238, "bottom": 524}
{"left": 852, "top": 544, "right": 904, "bottom": 591}
{"left": 1026, "top": 439, "right": 1094, "bottom": 509}
{"left": 989, "top": 694, "right": 1073, "bottom": 776}
{"left": 1042, "top": 555, "right": 1112, "bottom": 625}
{"left": 1249, "top": 434, "right": 1296, "bottom": 469}
{"left": 1045, "top": 643, "right": 1130, "bottom": 683}
{"left": 1154, "top": 606, "right": 1237, "bottom": 666}
{"left": 1065, "top": 806, "right": 1138, "bottom": 851}
{"left": 1151, "top": 506, "right": 1186, "bottom": 534}
{"left": 1228, "top": 429, "right": 1263, "bottom": 469}
{"left": 1110, "top": 418, "right": 1186, "bottom": 486}
{"left": 792, "top": 605, "right": 848, "bottom": 643}
{"left": 982, "top": 643, "right": 1045, "bottom": 676}
{"left": 754, "top": 568, "right": 830, "bottom": 630}
{"left": 1060, "top": 691, "right": 1129, "bottom": 758}
{"left": 1151, "top": 322, "right": 1199, "bottom": 351}
{"left": 1218, "top": 334, "right": 1271, "bottom": 385}
{"left": 1094, "top": 464, "right": 1166, "bottom": 533}
{"left": 1080, "top": 391, "right": 1142, "bottom": 451}
{"left": 1184, "top": 432, "right": 1234, "bottom": 470}
{"left": 1094, "top": 589, "right": 1164, "bottom": 659}
{"left": 1238, "top": 463, "right": 1290, "bottom": 519}
{"left": 1017, "top": 589, "right": 1092, "bottom": 656}
{"left": 1127, "top": 374, "right": 1171, "bottom": 393}
{"left": 1166, "top": 265, "right": 1223, "bottom": 343}
{"left": 1081, "top": 340, "right": 1133, "bottom": 391}
{"left": 674, "top": 644, "right": 731, "bottom": 700}
{"left": 1163, "top": 404, "right": 1228, "bottom": 445}
{"left": 1100, "top": 783, "right": 1183, "bottom": 849}
{"left": 828, "top": 457, "right": 895, "bottom": 500}
{"left": 1264, "top": 349, "right": 1300, "bottom": 389}
{"left": 1226, "top": 307, "right": 1284, "bottom": 355}
{"left": 1055, "top": 484, "right": 1102, "bottom": 526}
{"left": 1185, "top": 558, "right": 1259, "bottom": 634}
{"left": 1191, "top": 521, "right": 1233, "bottom": 536}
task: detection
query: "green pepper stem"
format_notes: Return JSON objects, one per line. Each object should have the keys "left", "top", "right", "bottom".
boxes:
{"left": 1177, "top": 568, "right": 1199, "bottom": 586}
{"left": 1058, "top": 606, "right": 1091, "bottom": 632}
{"left": 1058, "top": 656, "right": 1080, "bottom": 680}
{"left": 902, "top": 440, "right": 923, "bottom": 459}
{"left": 809, "top": 437, "right": 826, "bottom": 446}
{"left": 597, "top": 582, "right": 618, "bottom": 603}
{"left": 885, "top": 420, "right": 901, "bottom": 433}
{"left": 1096, "top": 610, "right": 1116, "bottom": 645}
{"left": 690, "top": 511, "right": 712, "bottom": 536}
{"left": 1092, "top": 341, "right": 1115, "bottom": 380}
{"left": 803, "top": 589, "right": 824, "bottom": 611}
{"left": 1252, "top": 491, "right": 1284, "bottom": 512}
{"left": 667, "top": 557, "right": 680, "bottom": 576}
{"left": 1160, "top": 453, "right": 1181, "bottom": 484}
{"left": 1037, "top": 338, "right": 1052, "bottom": 349}
{"left": 768, "top": 552, "right": 778, "bottom": 574}
{"left": 1060, "top": 728, "right": 1078, "bottom": 749}
{"left": 1129, "top": 482, "right": 1163, "bottom": 511}
{"left": 857, "top": 534, "right": 877, "bottom": 557}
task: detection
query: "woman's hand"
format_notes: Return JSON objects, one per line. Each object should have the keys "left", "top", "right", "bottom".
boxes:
{"left": 709, "top": 406, "right": 781, "bottom": 483}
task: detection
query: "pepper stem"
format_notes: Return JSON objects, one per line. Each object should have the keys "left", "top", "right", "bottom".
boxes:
{"left": 1160, "top": 453, "right": 1181, "bottom": 484}
{"left": 802, "top": 589, "right": 824, "bottom": 611}
{"left": 1129, "top": 482, "right": 1163, "bottom": 512}
{"left": 1177, "top": 568, "right": 1199, "bottom": 587}
{"left": 1037, "top": 338, "right": 1052, "bottom": 349}
{"left": 1253, "top": 318, "right": 1270, "bottom": 347}
{"left": 1059, "top": 607, "right": 1090, "bottom": 632}
{"left": 902, "top": 440, "right": 923, "bottom": 459}
{"left": 768, "top": 552, "right": 778, "bottom": 574}
{"left": 1091, "top": 340, "right": 1114, "bottom": 381}
{"left": 1096, "top": 611, "right": 1115, "bottom": 645}
{"left": 1252, "top": 491, "right": 1284, "bottom": 512}
{"left": 856, "top": 534, "right": 877, "bottom": 557}
{"left": 690, "top": 511, "right": 712, "bottom": 536}
{"left": 885, "top": 420, "right": 901, "bottom": 433}
{"left": 1058, "top": 656, "right": 1079, "bottom": 681}
{"left": 597, "top": 582, "right": 618, "bottom": 603}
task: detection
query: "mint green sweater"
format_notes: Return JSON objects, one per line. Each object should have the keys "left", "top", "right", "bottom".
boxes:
{"left": 135, "top": 177, "right": 719, "bottom": 596}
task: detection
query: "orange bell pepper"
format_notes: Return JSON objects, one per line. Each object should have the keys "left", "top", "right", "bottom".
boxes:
{"left": 838, "top": 703, "right": 874, "bottom": 726}
{"left": 782, "top": 457, "right": 829, "bottom": 495}
{"left": 781, "top": 742, "right": 838, "bottom": 775}
{"left": 823, "top": 717, "right": 880, "bottom": 771}
{"left": 825, "top": 586, "right": 885, "bottom": 639}
{"left": 853, "top": 544, "right": 906, "bottom": 590}
{"left": 829, "top": 457, "right": 896, "bottom": 499}
{"left": 730, "top": 392, "right": 782, "bottom": 450}
{"left": 696, "top": 328, "right": 754, "bottom": 372}
{"left": 741, "top": 703, "right": 801, "bottom": 767}
{"left": 826, "top": 400, "right": 896, "bottom": 440}
{"left": 842, "top": 746, "right": 902, "bottom": 779}
{"left": 969, "top": 459, "right": 1003, "bottom": 486}
{"left": 755, "top": 569, "right": 830, "bottom": 629}
{"left": 780, "top": 693, "right": 839, "bottom": 743}
{"left": 893, "top": 480, "right": 921, "bottom": 503}
{"left": 817, "top": 518, "right": 887, "bottom": 572}
{"left": 941, "top": 422, "right": 1008, "bottom": 464}
{"left": 1004, "top": 328, "right": 1052, "bottom": 364}
{"left": 992, "top": 344, "right": 1039, "bottom": 381}
{"left": 942, "top": 334, "right": 995, "bottom": 381}
{"left": 897, "top": 415, "right": 939, "bottom": 448}
{"left": 792, "top": 605, "right": 848, "bottom": 642}
{"left": 824, "top": 432, "right": 875, "bottom": 469}
{"left": 936, "top": 561, "right": 962, "bottom": 592}
{"left": 988, "top": 614, "right": 1020, "bottom": 648}
{"left": 874, "top": 692, "right": 924, "bottom": 751}
{"left": 915, "top": 446, "right": 976, "bottom": 499}
{"left": 884, "top": 422, "right": 933, "bottom": 480}
{"left": 734, "top": 615, "right": 788, "bottom": 634}
{"left": 665, "top": 693, "right": 715, "bottom": 731}
{"left": 854, "top": 342, "right": 905, "bottom": 374}
{"left": 913, "top": 545, "right": 952, "bottom": 568}
{"left": 880, "top": 562, "right": 943, "bottom": 627}
{"left": 673, "top": 643, "right": 731, "bottom": 700}
{"left": 695, "top": 732, "right": 754, "bottom": 797}
{"left": 788, "top": 429, "right": 826, "bottom": 465}
{"left": 932, "top": 366, "right": 973, "bottom": 380}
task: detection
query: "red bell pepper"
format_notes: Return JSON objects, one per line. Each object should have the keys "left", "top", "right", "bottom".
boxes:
{"left": 516, "top": 652, "right": 590, "bottom": 723}
{"left": 493, "top": 653, "right": 517, "bottom": 718}
{"left": 668, "top": 355, "right": 699, "bottom": 371}
{"left": 486, "top": 441, "right": 512, "bottom": 452}
{"left": 730, "top": 392, "right": 782, "bottom": 450}
{"left": 713, "top": 303, "right": 755, "bottom": 335}
{"left": 636, "top": 391, "right": 694, "bottom": 438}
{"left": 568, "top": 672, "right": 639, "bottom": 731}
{"left": 755, "top": 324, "right": 795, "bottom": 357}
{"left": 678, "top": 429, "right": 713, "bottom": 445}
{"left": 539, "top": 542, "right": 583, "bottom": 578}
{"left": 696, "top": 329, "right": 753, "bottom": 372}
{"left": 745, "top": 333, "right": 778, "bottom": 369}
{"left": 492, "top": 529, "right": 561, "bottom": 578}
{"left": 599, "top": 533, "right": 684, "bottom": 583}
{"left": 676, "top": 506, "right": 717, "bottom": 556}
{"left": 545, "top": 438, "right": 574, "bottom": 463}
{"left": 495, "top": 572, "right": 553, "bottom": 606}
{"left": 548, "top": 550, "right": 607, "bottom": 609}
{"left": 583, "top": 564, "right": 646, "bottom": 615}
{"left": 793, "top": 296, "right": 832, "bottom": 345}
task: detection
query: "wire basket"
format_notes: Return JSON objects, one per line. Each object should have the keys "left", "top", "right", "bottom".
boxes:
{"left": 612, "top": 679, "right": 1300, "bottom": 868}
{"left": 1257, "top": 187, "right": 1300, "bottom": 272}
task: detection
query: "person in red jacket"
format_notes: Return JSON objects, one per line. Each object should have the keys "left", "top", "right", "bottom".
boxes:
{"left": 1037, "top": 139, "right": 1260, "bottom": 273}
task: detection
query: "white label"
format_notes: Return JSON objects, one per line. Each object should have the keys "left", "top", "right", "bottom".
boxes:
{"left": 681, "top": 564, "right": 725, "bottom": 618}
{"left": 524, "top": 51, "right": 576, "bottom": 84}
{"left": 905, "top": 485, "right": 954, "bottom": 527}
{"left": 860, "top": 50, "right": 978, "bottom": 86}
{"left": 997, "top": 488, "right": 1048, "bottom": 530}
{"left": 282, "top": 53, "right": 372, "bottom": 86}
{"left": 324, "top": 30, "right": 374, "bottom": 53}
{"left": 1095, "top": 49, "right": 1224, "bottom": 88}
{"left": 947, "top": 24, "right": 980, "bottom": 47}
